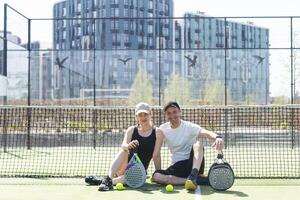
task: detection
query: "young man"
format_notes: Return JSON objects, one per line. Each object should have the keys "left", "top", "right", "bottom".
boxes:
{"left": 152, "top": 101, "right": 224, "bottom": 191}
{"left": 85, "top": 102, "right": 163, "bottom": 191}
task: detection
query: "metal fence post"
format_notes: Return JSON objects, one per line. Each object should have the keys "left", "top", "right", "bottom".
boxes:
{"left": 27, "top": 18, "right": 31, "bottom": 150}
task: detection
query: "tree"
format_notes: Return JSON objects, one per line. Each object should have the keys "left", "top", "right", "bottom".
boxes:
{"left": 190, "top": 51, "right": 230, "bottom": 105}
{"left": 280, "top": 30, "right": 300, "bottom": 104}
{"left": 271, "top": 96, "right": 289, "bottom": 105}
{"left": 128, "top": 66, "right": 153, "bottom": 105}
{"left": 201, "top": 80, "right": 233, "bottom": 105}
{"left": 163, "top": 73, "right": 192, "bottom": 105}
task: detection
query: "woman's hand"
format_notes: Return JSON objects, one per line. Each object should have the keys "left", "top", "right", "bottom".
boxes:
{"left": 127, "top": 140, "right": 139, "bottom": 151}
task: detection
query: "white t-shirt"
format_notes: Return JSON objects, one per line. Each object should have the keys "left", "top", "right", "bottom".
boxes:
{"left": 159, "top": 120, "right": 202, "bottom": 165}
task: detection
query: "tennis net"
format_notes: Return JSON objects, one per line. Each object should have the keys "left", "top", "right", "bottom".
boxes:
{"left": 0, "top": 105, "right": 299, "bottom": 178}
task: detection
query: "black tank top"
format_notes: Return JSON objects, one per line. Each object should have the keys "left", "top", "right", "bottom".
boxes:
{"left": 131, "top": 127, "right": 156, "bottom": 170}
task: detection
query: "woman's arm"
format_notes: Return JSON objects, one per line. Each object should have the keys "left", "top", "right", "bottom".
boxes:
{"left": 121, "top": 126, "right": 137, "bottom": 152}
{"left": 152, "top": 128, "right": 164, "bottom": 170}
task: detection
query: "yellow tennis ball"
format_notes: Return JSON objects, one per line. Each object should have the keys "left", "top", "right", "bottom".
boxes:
{"left": 116, "top": 183, "right": 124, "bottom": 190}
{"left": 166, "top": 184, "right": 174, "bottom": 192}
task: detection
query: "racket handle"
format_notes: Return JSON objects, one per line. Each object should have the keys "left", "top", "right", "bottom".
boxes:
{"left": 217, "top": 150, "right": 223, "bottom": 159}
{"left": 129, "top": 146, "right": 138, "bottom": 154}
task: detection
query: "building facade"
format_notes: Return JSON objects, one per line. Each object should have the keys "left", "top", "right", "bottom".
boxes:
{"left": 177, "top": 12, "right": 270, "bottom": 104}
{"left": 52, "top": 1, "right": 270, "bottom": 104}
{"left": 0, "top": 31, "right": 28, "bottom": 102}
{"left": 53, "top": 0, "right": 174, "bottom": 100}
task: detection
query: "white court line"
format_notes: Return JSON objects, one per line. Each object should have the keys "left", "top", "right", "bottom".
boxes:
{"left": 195, "top": 185, "right": 202, "bottom": 200}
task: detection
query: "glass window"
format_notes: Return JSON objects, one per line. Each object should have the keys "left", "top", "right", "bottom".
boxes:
{"left": 111, "top": 20, "right": 119, "bottom": 29}
{"left": 63, "top": 31, "right": 66, "bottom": 39}
{"left": 111, "top": 8, "right": 119, "bottom": 17}
{"left": 112, "top": 34, "right": 117, "bottom": 42}
{"left": 138, "top": 36, "right": 142, "bottom": 43}
{"left": 124, "top": 8, "right": 129, "bottom": 17}
{"left": 149, "top": 37, "right": 153, "bottom": 46}
{"left": 124, "top": 21, "right": 129, "bottom": 30}
{"left": 233, "top": 68, "right": 237, "bottom": 79}
{"left": 77, "top": 27, "right": 81, "bottom": 35}
{"left": 148, "top": 25, "right": 153, "bottom": 34}
{"left": 124, "top": 35, "right": 129, "bottom": 43}
{"left": 115, "top": 20, "right": 119, "bottom": 29}
{"left": 164, "top": 28, "right": 169, "bottom": 36}
{"left": 139, "top": 23, "right": 143, "bottom": 32}
{"left": 149, "top": 1, "right": 153, "bottom": 9}
{"left": 77, "top": 3, "right": 81, "bottom": 12}
{"left": 217, "top": 67, "right": 221, "bottom": 79}
{"left": 111, "top": 8, "right": 114, "bottom": 16}
{"left": 63, "top": 7, "right": 66, "bottom": 16}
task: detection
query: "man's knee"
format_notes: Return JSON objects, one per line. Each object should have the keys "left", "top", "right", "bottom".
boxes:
{"left": 193, "top": 141, "right": 204, "bottom": 152}
{"left": 152, "top": 171, "right": 170, "bottom": 184}
{"left": 151, "top": 172, "right": 160, "bottom": 182}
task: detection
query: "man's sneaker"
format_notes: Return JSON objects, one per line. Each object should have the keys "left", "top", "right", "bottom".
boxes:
{"left": 185, "top": 175, "right": 197, "bottom": 191}
{"left": 196, "top": 175, "right": 210, "bottom": 185}
{"left": 85, "top": 176, "right": 104, "bottom": 186}
{"left": 98, "top": 176, "right": 113, "bottom": 191}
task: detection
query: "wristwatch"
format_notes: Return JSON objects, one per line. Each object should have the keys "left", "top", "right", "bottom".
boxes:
{"left": 215, "top": 135, "right": 222, "bottom": 139}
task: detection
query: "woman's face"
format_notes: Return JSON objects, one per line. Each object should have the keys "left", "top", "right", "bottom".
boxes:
{"left": 136, "top": 112, "right": 151, "bottom": 125}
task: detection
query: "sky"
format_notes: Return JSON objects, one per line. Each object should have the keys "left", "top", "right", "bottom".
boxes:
{"left": 1, "top": 0, "right": 300, "bottom": 97}
{"left": 1, "top": 0, "right": 300, "bottom": 19}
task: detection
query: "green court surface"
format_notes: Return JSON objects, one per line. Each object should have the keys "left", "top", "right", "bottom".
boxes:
{"left": 0, "top": 179, "right": 299, "bottom": 200}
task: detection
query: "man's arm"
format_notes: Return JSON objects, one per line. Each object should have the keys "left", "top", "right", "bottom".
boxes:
{"left": 198, "top": 129, "right": 224, "bottom": 150}
{"left": 152, "top": 128, "right": 164, "bottom": 170}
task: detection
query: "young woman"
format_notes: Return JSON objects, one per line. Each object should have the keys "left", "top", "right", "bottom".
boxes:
{"left": 85, "top": 102, "right": 163, "bottom": 191}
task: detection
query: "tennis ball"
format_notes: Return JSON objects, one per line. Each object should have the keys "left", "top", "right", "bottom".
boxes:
{"left": 166, "top": 184, "right": 174, "bottom": 192}
{"left": 116, "top": 183, "right": 124, "bottom": 190}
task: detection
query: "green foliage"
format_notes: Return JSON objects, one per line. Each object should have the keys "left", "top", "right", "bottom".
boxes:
{"left": 200, "top": 80, "right": 232, "bottom": 105}
{"left": 163, "top": 73, "right": 192, "bottom": 105}
{"left": 128, "top": 66, "right": 153, "bottom": 106}
{"left": 67, "top": 121, "right": 112, "bottom": 133}
{"left": 271, "top": 96, "right": 289, "bottom": 105}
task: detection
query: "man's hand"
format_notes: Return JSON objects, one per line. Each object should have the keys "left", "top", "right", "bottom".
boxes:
{"left": 212, "top": 138, "right": 224, "bottom": 150}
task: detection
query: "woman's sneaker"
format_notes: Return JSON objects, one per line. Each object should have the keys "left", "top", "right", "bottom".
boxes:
{"left": 85, "top": 176, "right": 104, "bottom": 186}
{"left": 98, "top": 176, "right": 113, "bottom": 191}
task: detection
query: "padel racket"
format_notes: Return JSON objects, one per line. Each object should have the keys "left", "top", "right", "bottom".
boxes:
{"left": 208, "top": 151, "right": 234, "bottom": 191}
{"left": 124, "top": 152, "right": 147, "bottom": 188}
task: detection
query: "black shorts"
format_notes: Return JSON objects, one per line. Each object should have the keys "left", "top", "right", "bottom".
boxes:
{"left": 153, "top": 148, "right": 205, "bottom": 178}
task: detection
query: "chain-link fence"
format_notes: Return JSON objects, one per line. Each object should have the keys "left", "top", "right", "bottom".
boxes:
{"left": 1, "top": 4, "right": 300, "bottom": 106}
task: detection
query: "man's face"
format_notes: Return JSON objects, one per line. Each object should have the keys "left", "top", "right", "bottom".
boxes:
{"left": 164, "top": 106, "right": 181, "bottom": 124}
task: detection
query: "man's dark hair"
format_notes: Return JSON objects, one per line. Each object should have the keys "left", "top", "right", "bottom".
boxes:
{"left": 163, "top": 101, "right": 181, "bottom": 112}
